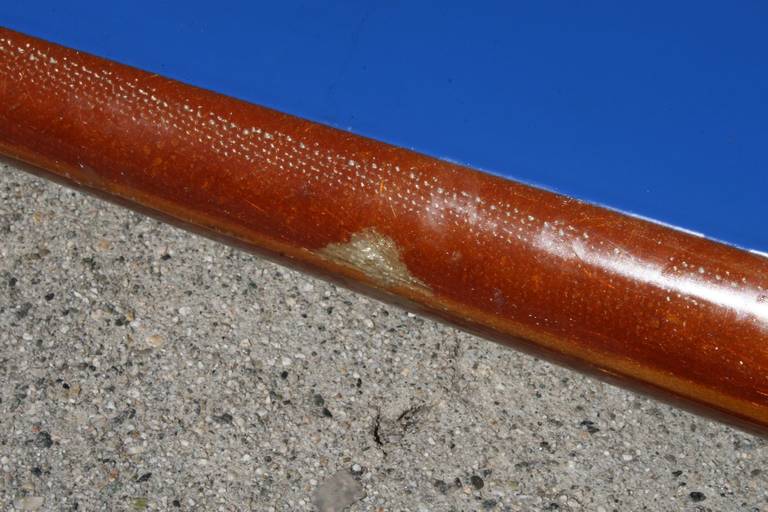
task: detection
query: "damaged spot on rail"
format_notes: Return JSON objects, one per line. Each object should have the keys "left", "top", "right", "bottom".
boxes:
{"left": 319, "top": 228, "right": 430, "bottom": 292}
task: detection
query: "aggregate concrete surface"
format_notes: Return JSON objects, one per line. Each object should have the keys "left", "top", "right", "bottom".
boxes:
{"left": 1, "top": 161, "right": 766, "bottom": 511}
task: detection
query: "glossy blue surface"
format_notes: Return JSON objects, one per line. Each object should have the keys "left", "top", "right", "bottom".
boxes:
{"left": 2, "top": 2, "right": 766, "bottom": 251}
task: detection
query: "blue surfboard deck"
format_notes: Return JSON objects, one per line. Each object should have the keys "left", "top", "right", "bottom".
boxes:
{"left": 2, "top": 2, "right": 766, "bottom": 252}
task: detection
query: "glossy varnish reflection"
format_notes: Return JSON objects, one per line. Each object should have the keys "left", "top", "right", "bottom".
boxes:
{"left": 1, "top": 28, "right": 768, "bottom": 433}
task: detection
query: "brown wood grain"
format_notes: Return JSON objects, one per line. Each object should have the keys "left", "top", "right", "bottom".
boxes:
{"left": 2, "top": 27, "right": 768, "bottom": 434}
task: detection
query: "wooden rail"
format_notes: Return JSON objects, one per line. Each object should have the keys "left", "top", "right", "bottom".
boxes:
{"left": 2, "top": 27, "right": 767, "bottom": 434}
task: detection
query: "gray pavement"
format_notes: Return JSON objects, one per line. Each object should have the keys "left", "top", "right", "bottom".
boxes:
{"left": 1, "top": 161, "right": 766, "bottom": 510}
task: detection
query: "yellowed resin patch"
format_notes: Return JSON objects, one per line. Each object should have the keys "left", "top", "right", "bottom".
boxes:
{"left": 319, "top": 228, "right": 429, "bottom": 292}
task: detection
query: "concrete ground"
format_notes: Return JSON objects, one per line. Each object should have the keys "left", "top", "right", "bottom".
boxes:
{"left": 1, "top": 160, "right": 766, "bottom": 511}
